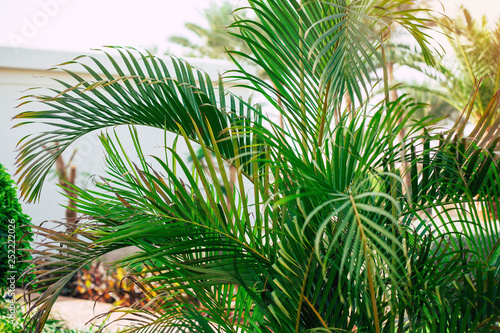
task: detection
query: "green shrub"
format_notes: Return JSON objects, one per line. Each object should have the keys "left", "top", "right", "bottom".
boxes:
{"left": 0, "top": 164, "right": 34, "bottom": 289}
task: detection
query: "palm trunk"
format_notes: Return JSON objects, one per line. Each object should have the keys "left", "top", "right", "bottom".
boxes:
{"left": 54, "top": 153, "right": 78, "bottom": 235}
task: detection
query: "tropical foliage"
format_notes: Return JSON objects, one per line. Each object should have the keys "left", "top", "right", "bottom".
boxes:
{"left": 13, "top": 0, "right": 500, "bottom": 332}
{"left": 401, "top": 7, "right": 500, "bottom": 123}
{"left": 168, "top": 1, "right": 251, "bottom": 59}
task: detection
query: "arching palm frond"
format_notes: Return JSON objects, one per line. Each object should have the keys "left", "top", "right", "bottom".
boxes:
{"left": 15, "top": 47, "right": 262, "bottom": 202}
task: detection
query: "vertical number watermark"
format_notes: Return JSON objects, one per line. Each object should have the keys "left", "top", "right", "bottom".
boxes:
{"left": 5, "top": 218, "right": 18, "bottom": 324}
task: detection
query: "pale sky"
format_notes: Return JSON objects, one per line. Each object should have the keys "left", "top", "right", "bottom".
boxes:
{"left": 433, "top": 0, "right": 499, "bottom": 23}
{"left": 0, "top": 0, "right": 247, "bottom": 55}
{"left": 0, "top": 0, "right": 498, "bottom": 57}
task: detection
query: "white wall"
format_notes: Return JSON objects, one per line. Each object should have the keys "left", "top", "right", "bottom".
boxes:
{"left": 0, "top": 46, "right": 255, "bottom": 226}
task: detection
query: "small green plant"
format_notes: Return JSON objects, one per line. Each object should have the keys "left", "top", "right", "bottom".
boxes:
{"left": 0, "top": 296, "right": 97, "bottom": 333}
{"left": 0, "top": 294, "right": 23, "bottom": 332}
{"left": 0, "top": 163, "right": 34, "bottom": 289}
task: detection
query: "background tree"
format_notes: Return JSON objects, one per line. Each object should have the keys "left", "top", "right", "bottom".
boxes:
{"left": 400, "top": 7, "right": 500, "bottom": 124}
{"left": 169, "top": 1, "right": 252, "bottom": 59}
{"left": 44, "top": 146, "right": 79, "bottom": 234}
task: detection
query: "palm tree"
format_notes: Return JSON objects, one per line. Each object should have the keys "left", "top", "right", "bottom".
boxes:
{"left": 14, "top": 0, "right": 500, "bottom": 332}
{"left": 168, "top": 1, "right": 252, "bottom": 60}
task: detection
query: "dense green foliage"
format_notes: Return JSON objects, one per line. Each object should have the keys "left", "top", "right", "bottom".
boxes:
{"left": 0, "top": 164, "right": 33, "bottom": 289}
{"left": 13, "top": 0, "right": 500, "bottom": 332}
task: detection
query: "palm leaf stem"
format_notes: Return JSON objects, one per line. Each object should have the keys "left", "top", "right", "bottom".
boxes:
{"left": 317, "top": 79, "right": 332, "bottom": 147}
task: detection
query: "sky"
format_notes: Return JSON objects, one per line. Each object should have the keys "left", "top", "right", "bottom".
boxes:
{"left": 0, "top": 0, "right": 498, "bottom": 57}
{"left": 0, "top": 0, "right": 247, "bottom": 55}
{"left": 433, "top": 0, "right": 500, "bottom": 23}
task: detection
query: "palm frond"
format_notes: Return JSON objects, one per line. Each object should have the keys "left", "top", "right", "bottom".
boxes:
{"left": 15, "top": 47, "right": 262, "bottom": 202}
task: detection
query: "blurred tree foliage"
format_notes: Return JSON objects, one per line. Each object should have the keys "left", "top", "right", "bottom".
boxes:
{"left": 169, "top": 1, "right": 252, "bottom": 59}
{"left": 399, "top": 7, "right": 500, "bottom": 124}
